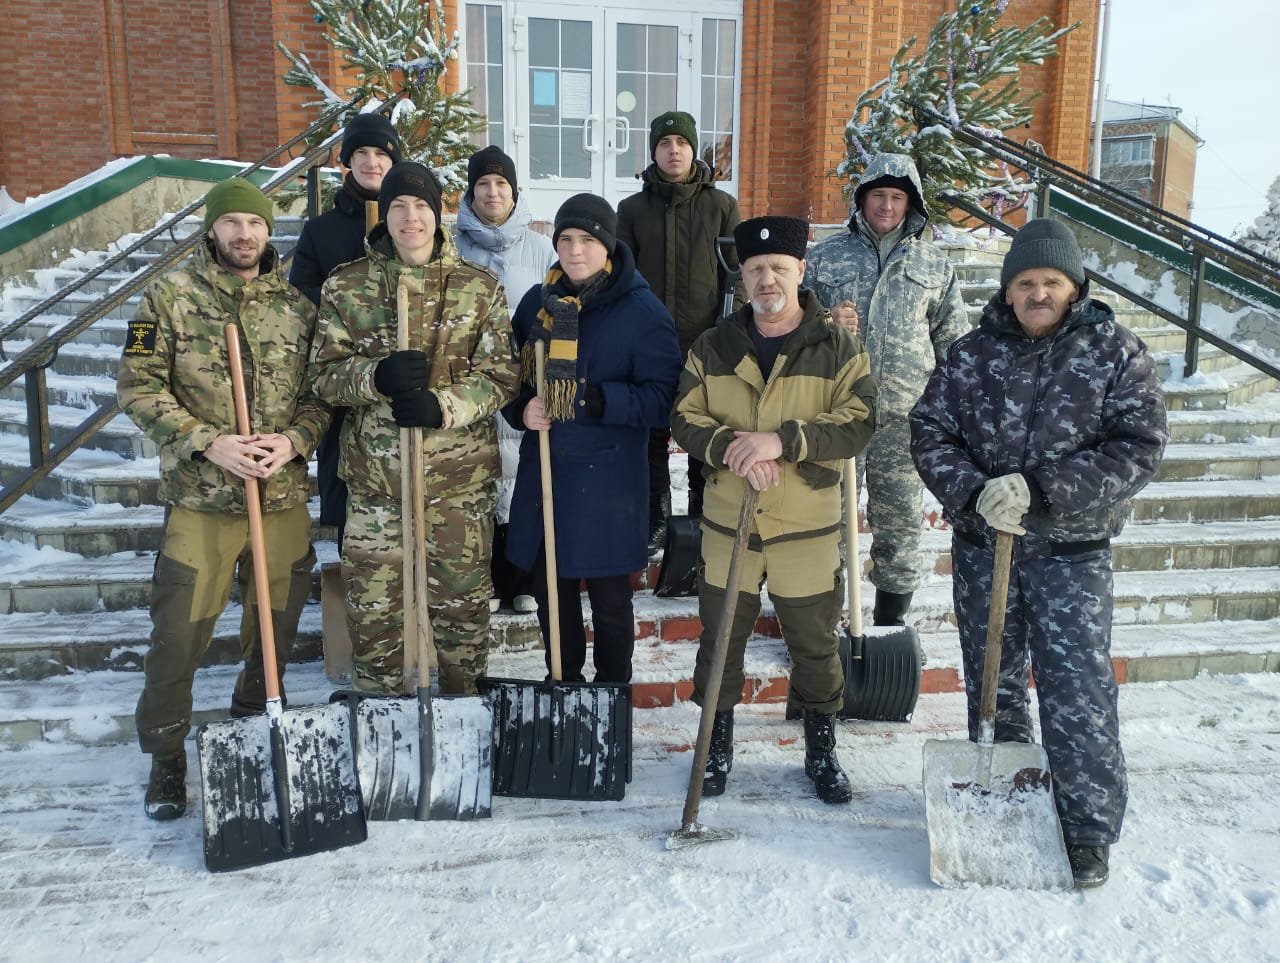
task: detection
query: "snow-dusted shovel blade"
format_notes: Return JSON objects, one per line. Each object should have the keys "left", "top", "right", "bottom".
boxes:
{"left": 332, "top": 691, "right": 492, "bottom": 821}
{"left": 197, "top": 702, "right": 367, "bottom": 872}
{"left": 666, "top": 822, "right": 737, "bottom": 850}
{"left": 478, "top": 676, "right": 632, "bottom": 801}
{"left": 922, "top": 737, "right": 1073, "bottom": 890}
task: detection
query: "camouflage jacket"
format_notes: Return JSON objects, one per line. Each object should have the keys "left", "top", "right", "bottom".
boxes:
{"left": 310, "top": 224, "right": 519, "bottom": 500}
{"left": 671, "top": 291, "right": 877, "bottom": 544}
{"left": 117, "top": 241, "right": 328, "bottom": 513}
{"left": 909, "top": 291, "right": 1168, "bottom": 552}
{"left": 805, "top": 153, "right": 968, "bottom": 425}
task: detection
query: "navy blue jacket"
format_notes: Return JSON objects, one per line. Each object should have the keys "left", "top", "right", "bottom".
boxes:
{"left": 909, "top": 288, "right": 1168, "bottom": 554}
{"left": 503, "top": 241, "right": 683, "bottom": 578}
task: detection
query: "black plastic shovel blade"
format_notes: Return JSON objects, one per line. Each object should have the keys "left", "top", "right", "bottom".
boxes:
{"left": 477, "top": 676, "right": 632, "bottom": 801}
{"left": 839, "top": 625, "right": 923, "bottom": 722}
{"left": 654, "top": 515, "right": 702, "bottom": 598}
{"left": 197, "top": 702, "right": 367, "bottom": 872}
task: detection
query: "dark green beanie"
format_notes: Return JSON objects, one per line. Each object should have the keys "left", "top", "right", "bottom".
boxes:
{"left": 1000, "top": 218, "right": 1085, "bottom": 290}
{"left": 203, "top": 177, "right": 275, "bottom": 232}
{"left": 649, "top": 111, "right": 698, "bottom": 159}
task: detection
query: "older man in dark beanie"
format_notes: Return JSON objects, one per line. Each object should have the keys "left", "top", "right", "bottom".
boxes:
{"left": 618, "top": 110, "right": 744, "bottom": 555}
{"left": 309, "top": 160, "right": 520, "bottom": 696}
{"left": 910, "top": 218, "right": 1168, "bottom": 888}
{"left": 501, "top": 193, "right": 682, "bottom": 685}
{"left": 671, "top": 215, "right": 877, "bottom": 805}
{"left": 118, "top": 175, "right": 328, "bottom": 821}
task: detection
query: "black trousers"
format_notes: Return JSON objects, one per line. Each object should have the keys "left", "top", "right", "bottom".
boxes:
{"left": 649, "top": 428, "right": 706, "bottom": 518}
{"left": 531, "top": 550, "right": 635, "bottom": 684}
{"left": 490, "top": 522, "right": 535, "bottom": 603}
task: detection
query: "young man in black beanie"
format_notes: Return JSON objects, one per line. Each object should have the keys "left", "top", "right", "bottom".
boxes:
{"left": 911, "top": 218, "right": 1168, "bottom": 887}
{"left": 501, "top": 193, "right": 682, "bottom": 685}
{"left": 671, "top": 215, "right": 877, "bottom": 806}
{"left": 308, "top": 161, "right": 521, "bottom": 696}
{"left": 454, "top": 146, "right": 556, "bottom": 616}
{"left": 291, "top": 112, "right": 404, "bottom": 666}
{"left": 617, "top": 110, "right": 744, "bottom": 555}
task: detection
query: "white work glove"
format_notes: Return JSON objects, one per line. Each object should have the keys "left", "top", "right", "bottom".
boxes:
{"left": 975, "top": 473, "right": 1030, "bottom": 535}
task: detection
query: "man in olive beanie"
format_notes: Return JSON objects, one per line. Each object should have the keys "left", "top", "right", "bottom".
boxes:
{"left": 202, "top": 177, "right": 275, "bottom": 233}
{"left": 619, "top": 109, "right": 743, "bottom": 553}
{"left": 119, "top": 170, "right": 327, "bottom": 823}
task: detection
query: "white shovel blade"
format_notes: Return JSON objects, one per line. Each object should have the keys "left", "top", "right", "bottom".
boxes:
{"left": 922, "top": 738, "right": 1074, "bottom": 891}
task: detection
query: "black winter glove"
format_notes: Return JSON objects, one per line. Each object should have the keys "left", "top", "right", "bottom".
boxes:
{"left": 375, "top": 350, "right": 428, "bottom": 396}
{"left": 579, "top": 384, "right": 604, "bottom": 419}
{"left": 390, "top": 389, "right": 443, "bottom": 429}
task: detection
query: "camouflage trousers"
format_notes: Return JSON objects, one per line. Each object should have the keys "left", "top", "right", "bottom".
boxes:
{"left": 952, "top": 535, "right": 1127, "bottom": 846}
{"left": 343, "top": 485, "right": 494, "bottom": 695}
{"left": 694, "top": 526, "right": 844, "bottom": 714}
{"left": 860, "top": 418, "right": 924, "bottom": 595}
{"left": 137, "top": 504, "right": 315, "bottom": 758}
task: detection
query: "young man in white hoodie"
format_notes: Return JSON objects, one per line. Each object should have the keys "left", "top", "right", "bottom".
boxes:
{"left": 454, "top": 146, "right": 556, "bottom": 614}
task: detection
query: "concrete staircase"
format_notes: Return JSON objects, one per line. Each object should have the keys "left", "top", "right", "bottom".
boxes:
{"left": 2, "top": 220, "right": 1279, "bottom": 745}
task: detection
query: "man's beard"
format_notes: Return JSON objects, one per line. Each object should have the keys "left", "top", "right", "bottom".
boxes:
{"left": 214, "top": 236, "right": 265, "bottom": 271}
{"left": 751, "top": 293, "right": 786, "bottom": 316}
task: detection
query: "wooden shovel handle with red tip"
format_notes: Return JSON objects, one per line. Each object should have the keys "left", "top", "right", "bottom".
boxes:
{"left": 225, "top": 324, "right": 282, "bottom": 703}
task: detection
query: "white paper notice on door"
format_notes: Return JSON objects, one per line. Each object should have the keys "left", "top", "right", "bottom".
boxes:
{"left": 560, "top": 72, "right": 592, "bottom": 120}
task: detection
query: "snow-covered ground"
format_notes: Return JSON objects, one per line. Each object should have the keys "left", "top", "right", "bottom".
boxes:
{"left": 1, "top": 670, "right": 1277, "bottom": 961}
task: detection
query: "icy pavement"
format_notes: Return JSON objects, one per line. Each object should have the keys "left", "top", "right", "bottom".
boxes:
{"left": 0, "top": 671, "right": 1277, "bottom": 961}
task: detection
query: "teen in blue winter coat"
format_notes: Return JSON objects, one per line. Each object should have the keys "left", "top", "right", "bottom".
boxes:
{"left": 503, "top": 194, "right": 683, "bottom": 683}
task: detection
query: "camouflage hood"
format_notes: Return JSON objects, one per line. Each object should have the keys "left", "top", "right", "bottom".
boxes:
{"left": 851, "top": 153, "right": 928, "bottom": 239}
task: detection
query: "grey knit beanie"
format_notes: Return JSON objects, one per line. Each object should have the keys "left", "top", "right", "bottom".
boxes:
{"left": 1001, "top": 219, "right": 1086, "bottom": 290}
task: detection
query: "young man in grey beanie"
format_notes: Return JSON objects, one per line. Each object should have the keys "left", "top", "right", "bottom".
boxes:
{"left": 118, "top": 176, "right": 329, "bottom": 821}
{"left": 671, "top": 215, "right": 877, "bottom": 806}
{"left": 910, "top": 217, "right": 1169, "bottom": 888}
{"left": 617, "top": 110, "right": 744, "bottom": 555}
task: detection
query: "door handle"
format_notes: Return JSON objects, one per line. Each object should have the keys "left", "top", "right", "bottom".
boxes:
{"left": 609, "top": 117, "right": 630, "bottom": 155}
{"left": 581, "top": 114, "right": 600, "bottom": 154}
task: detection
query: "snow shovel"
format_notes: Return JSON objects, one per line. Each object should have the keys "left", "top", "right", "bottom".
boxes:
{"left": 197, "top": 324, "right": 367, "bottom": 872}
{"left": 921, "top": 530, "right": 1073, "bottom": 890}
{"left": 478, "top": 340, "right": 633, "bottom": 801}
{"left": 669, "top": 484, "right": 759, "bottom": 850}
{"left": 838, "top": 457, "right": 921, "bottom": 721}
{"left": 331, "top": 283, "right": 493, "bottom": 821}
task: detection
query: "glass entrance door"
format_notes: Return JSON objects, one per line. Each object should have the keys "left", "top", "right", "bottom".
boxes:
{"left": 499, "top": 2, "right": 740, "bottom": 223}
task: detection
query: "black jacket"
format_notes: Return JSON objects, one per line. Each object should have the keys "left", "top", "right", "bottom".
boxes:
{"left": 289, "top": 178, "right": 379, "bottom": 305}
{"left": 617, "top": 160, "right": 743, "bottom": 355}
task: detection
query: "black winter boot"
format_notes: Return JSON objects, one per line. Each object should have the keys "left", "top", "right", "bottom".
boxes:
{"left": 873, "top": 590, "right": 914, "bottom": 626}
{"left": 145, "top": 751, "right": 187, "bottom": 821}
{"left": 702, "top": 710, "right": 735, "bottom": 796}
{"left": 1067, "top": 844, "right": 1110, "bottom": 888}
{"left": 802, "top": 710, "right": 853, "bottom": 804}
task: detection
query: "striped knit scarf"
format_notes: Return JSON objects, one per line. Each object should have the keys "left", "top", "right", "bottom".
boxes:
{"left": 521, "top": 259, "right": 613, "bottom": 421}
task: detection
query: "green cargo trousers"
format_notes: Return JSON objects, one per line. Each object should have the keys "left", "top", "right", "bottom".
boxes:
{"left": 135, "top": 503, "right": 315, "bottom": 758}
{"left": 692, "top": 526, "right": 845, "bottom": 713}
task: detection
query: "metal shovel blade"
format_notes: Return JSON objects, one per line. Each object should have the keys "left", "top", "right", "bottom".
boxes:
{"left": 332, "top": 691, "right": 493, "bottom": 821}
{"left": 197, "top": 702, "right": 367, "bottom": 872}
{"left": 666, "top": 822, "right": 737, "bottom": 851}
{"left": 922, "top": 737, "right": 1074, "bottom": 890}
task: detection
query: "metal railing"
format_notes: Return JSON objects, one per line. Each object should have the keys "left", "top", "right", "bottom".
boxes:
{"left": 932, "top": 114, "right": 1280, "bottom": 383}
{"left": 0, "top": 95, "right": 380, "bottom": 516}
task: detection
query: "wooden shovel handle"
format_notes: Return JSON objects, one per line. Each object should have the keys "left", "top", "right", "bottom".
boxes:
{"left": 225, "top": 324, "right": 281, "bottom": 703}
{"left": 977, "top": 531, "right": 1015, "bottom": 738}
{"left": 365, "top": 200, "right": 379, "bottom": 234}
{"left": 534, "top": 341, "right": 563, "bottom": 680}
{"left": 844, "top": 457, "right": 861, "bottom": 636}
{"left": 396, "top": 282, "right": 425, "bottom": 692}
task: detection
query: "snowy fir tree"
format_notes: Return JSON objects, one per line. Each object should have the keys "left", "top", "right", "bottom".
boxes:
{"left": 279, "top": 0, "right": 484, "bottom": 198}
{"left": 1233, "top": 175, "right": 1280, "bottom": 262}
{"left": 840, "top": 0, "right": 1075, "bottom": 225}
